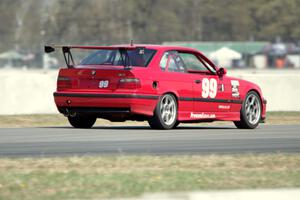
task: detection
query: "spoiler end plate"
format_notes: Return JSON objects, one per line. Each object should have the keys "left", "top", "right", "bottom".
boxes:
{"left": 44, "top": 46, "right": 55, "bottom": 53}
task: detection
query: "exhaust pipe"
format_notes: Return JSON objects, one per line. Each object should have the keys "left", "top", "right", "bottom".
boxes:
{"left": 64, "top": 108, "right": 76, "bottom": 117}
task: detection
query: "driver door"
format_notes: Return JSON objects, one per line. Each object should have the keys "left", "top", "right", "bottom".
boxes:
{"left": 178, "top": 52, "right": 232, "bottom": 115}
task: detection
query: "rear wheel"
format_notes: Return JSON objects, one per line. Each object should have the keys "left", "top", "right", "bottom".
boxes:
{"left": 234, "top": 91, "right": 261, "bottom": 129}
{"left": 68, "top": 114, "right": 96, "bottom": 129}
{"left": 148, "top": 94, "right": 178, "bottom": 129}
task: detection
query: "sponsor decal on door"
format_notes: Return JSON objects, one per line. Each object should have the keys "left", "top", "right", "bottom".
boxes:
{"left": 190, "top": 112, "right": 216, "bottom": 119}
{"left": 231, "top": 80, "right": 240, "bottom": 98}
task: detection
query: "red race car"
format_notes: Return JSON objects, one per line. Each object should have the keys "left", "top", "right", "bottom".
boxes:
{"left": 45, "top": 44, "right": 267, "bottom": 129}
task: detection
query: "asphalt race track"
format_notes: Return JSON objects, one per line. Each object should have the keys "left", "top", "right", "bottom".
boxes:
{"left": 0, "top": 125, "right": 299, "bottom": 157}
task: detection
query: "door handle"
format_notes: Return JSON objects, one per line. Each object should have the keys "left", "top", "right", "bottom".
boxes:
{"left": 195, "top": 80, "right": 201, "bottom": 84}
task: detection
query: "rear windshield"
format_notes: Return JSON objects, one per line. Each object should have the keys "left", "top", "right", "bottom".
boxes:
{"left": 80, "top": 48, "right": 156, "bottom": 67}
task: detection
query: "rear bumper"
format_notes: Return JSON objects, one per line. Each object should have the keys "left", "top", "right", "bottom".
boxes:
{"left": 53, "top": 92, "right": 158, "bottom": 116}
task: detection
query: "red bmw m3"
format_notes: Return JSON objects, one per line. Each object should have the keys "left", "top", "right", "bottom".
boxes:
{"left": 45, "top": 44, "right": 266, "bottom": 129}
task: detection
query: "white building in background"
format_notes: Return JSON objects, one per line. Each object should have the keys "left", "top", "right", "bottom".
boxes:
{"left": 209, "top": 47, "right": 242, "bottom": 68}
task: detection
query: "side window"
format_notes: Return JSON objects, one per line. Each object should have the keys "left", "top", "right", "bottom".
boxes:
{"left": 168, "top": 56, "right": 178, "bottom": 72}
{"left": 159, "top": 52, "right": 169, "bottom": 71}
{"left": 173, "top": 54, "right": 186, "bottom": 72}
{"left": 159, "top": 51, "right": 186, "bottom": 73}
{"left": 179, "top": 53, "right": 208, "bottom": 72}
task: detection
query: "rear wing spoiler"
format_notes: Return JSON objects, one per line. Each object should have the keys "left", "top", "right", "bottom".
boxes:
{"left": 44, "top": 45, "right": 137, "bottom": 53}
{"left": 44, "top": 45, "right": 140, "bottom": 69}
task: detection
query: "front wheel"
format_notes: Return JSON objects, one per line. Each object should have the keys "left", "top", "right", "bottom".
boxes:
{"left": 68, "top": 114, "right": 96, "bottom": 129}
{"left": 234, "top": 91, "right": 262, "bottom": 129}
{"left": 148, "top": 94, "right": 178, "bottom": 129}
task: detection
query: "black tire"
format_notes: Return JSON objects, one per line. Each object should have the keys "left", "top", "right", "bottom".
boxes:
{"left": 68, "top": 114, "right": 96, "bottom": 129}
{"left": 174, "top": 121, "right": 180, "bottom": 128}
{"left": 234, "top": 91, "right": 262, "bottom": 129}
{"left": 148, "top": 94, "right": 178, "bottom": 129}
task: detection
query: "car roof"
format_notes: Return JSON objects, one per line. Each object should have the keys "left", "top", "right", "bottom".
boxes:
{"left": 111, "top": 44, "right": 199, "bottom": 52}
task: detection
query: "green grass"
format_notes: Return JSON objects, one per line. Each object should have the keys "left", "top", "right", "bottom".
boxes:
{"left": 0, "top": 154, "right": 299, "bottom": 200}
{"left": 0, "top": 111, "right": 299, "bottom": 128}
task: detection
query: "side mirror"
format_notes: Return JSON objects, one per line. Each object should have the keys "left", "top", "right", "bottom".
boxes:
{"left": 217, "top": 67, "right": 227, "bottom": 77}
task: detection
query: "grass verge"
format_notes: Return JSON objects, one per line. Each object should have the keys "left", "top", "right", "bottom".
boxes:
{"left": 0, "top": 111, "right": 299, "bottom": 128}
{"left": 0, "top": 154, "right": 299, "bottom": 200}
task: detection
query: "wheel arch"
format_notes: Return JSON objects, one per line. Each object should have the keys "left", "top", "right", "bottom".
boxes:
{"left": 247, "top": 89, "right": 263, "bottom": 104}
{"left": 148, "top": 91, "right": 179, "bottom": 129}
{"left": 244, "top": 88, "right": 264, "bottom": 111}
{"left": 151, "top": 91, "right": 179, "bottom": 115}
{"left": 162, "top": 92, "right": 179, "bottom": 103}
{"left": 235, "top": 88, "right": 263, "bottom": 129}
{"left": 245, "top": 89, "right": 265, "bottom": 119}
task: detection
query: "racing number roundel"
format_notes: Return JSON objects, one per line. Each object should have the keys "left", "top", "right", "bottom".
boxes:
{"left": 201, "top": 78, "right": 217, "bottom": 98}
{"left": 99, "top": 80, "right": 109, "bottom": 88}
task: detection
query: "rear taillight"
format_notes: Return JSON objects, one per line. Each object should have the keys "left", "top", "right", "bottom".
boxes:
{"left": 57, "top": 76, "right": 72, "bottom": 91}
{"left": 118, "top": 78, "right": 141, "bottom": 89}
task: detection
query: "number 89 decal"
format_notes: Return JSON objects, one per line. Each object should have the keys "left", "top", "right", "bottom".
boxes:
{"left": 202, "top": 78, "right": 217, "bottom": 98}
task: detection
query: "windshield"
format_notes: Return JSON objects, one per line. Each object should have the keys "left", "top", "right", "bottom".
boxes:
{"left": 80, "top": 48, "right": 156, "bottom": 67}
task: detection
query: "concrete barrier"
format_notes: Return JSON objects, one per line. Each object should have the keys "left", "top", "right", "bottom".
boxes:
{"left": 113, "top": 189, "right": 300, "bottom": 200}
{"left": 0, "top": 69, "right": 299, "bottom": 115}
{"left": 0, "top": 69, "right": 58, "bottom": 115}
{"left": 230, "top": 70, "right": 300, "bottom": 112}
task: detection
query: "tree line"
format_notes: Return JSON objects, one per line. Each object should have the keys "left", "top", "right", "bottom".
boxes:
{"left": 0, "top": 0, "right": 299, "bottom": 53}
